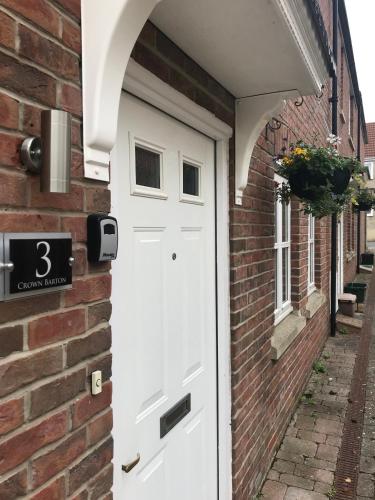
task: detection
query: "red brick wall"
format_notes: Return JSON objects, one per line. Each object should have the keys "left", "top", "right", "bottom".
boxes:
{"left": 0, "top": 4, "right": 366, "bottom": 500}
{"left": 0, "top": 1, "right": 113, "bottom": 498}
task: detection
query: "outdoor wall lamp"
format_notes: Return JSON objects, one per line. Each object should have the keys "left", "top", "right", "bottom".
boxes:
{"left": 21, "top": 110, "right": 71, "bottom": 193}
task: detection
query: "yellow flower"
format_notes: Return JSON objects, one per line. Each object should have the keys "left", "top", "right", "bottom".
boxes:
{"left": 294, "top": 147, "right": 308, "bottom": 157}
{"left": 283, "top": 157, "right": 292, "bottom": 166}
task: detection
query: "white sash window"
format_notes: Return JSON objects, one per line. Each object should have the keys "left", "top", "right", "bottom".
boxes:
{"left": 307, "top": 214, "right": 315, "bottom": 294}
{"left": 274, "top": 174, "right": 292, "bottom": 324}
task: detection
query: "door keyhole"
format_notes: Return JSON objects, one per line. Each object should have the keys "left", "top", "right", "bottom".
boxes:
{"left": 172, "top": 253, "right": 177, "bottom": 260}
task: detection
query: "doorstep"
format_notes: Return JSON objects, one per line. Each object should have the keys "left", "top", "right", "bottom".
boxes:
{"left": 336, "top": 313, "right": 363, "bottom": 334}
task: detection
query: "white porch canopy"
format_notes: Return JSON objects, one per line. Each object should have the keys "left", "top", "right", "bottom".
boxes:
{"left": 81, "top": 0, "right": 330, "bottom": 204}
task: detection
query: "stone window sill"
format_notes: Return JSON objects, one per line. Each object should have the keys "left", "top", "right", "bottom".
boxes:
{"left": 305, "top": 290, "right": 326, "bottom": 319}
{"left": 271, "top": 312, "right": 306, "bottom": 361}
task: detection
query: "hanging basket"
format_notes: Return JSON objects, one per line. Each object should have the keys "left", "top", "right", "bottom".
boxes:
{"left": 356, "top": 201, "right": 373, "bottom": 211}
{"left": 330, "top": 167, "right": 351, "bottom": 194}
{"left": 288, "top": 169, "right": 327, "bottom": 201}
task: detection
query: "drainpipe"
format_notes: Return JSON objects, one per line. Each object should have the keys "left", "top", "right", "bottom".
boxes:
{"left": 356, "top": 110, "right": 361, "bottom": 273}
{"left": 330, "top": 0, "right": 339, "bottom": 337}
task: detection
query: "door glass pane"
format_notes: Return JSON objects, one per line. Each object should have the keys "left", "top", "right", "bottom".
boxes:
{"left": 282, "top": 202, "right": 288, "bottom": 242}
{"left": 183, "top": 163, "right": 199, "bottom": 196}
{"left": 135, "top": 146, "right": 161, "bottom": 189}
{"left": 282, "top": 248, "right": 288, "bottom": 302}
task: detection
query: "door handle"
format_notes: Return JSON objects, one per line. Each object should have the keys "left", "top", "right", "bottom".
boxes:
{"left": 122, "top": 453, "right": 140, "bottom": 473}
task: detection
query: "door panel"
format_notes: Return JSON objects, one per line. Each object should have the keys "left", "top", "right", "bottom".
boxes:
{"left": 181, "top": 228, "right": 205, "bottom": 384}
{"left": 133, "top": 228, "right": 167, "bottom": 420}
{"left": 111, "top": 93, "right": 217, "bottom": 500}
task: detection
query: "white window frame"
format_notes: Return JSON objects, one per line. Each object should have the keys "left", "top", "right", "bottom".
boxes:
{"left": 348, "top": 94, "right": 354, "bottom": 138}
{"left": 129, "top": 134, "right": 168, "bottom": 200}
{"left": 307, "top": 214, "right": 316, "bottom": 295}
{"left": 274, "top": 174, "right": 292, "bottom": 325}
{"left": 364, "top": 160, "right": 374, "bottom": 180}
{"left": 179, "top": 152, "right": 205, "bottom": 205}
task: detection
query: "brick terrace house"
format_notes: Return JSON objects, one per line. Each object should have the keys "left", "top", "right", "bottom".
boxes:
{"left": 364, "top": 122, "right": 375, "bottom": 242}
{"left": 0, "top": 0, "right": 368, "bottom": 499}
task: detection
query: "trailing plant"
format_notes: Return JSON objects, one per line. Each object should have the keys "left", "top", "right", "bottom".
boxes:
{"left": 274, "top": 135, "right": 365, "bottom": 218}
{"left": 354, "top": 189, "right": 375, "bottom": 211}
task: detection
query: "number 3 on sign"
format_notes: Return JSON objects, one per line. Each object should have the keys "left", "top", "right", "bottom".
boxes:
{"left": 36, "top": 241, "right": 52, "bottom": 278}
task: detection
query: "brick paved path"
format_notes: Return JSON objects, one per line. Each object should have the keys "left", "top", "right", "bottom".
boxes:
{"left": 260, "top": 334, "right": 359, "bottom": 500}
{"left": 259, "top": 273, "right": 375, "bottom": 500}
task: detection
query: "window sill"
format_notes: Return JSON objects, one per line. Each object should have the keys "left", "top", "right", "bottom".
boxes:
{"left": 271, "top": 312, "right": 306, "bottom": 361}
{"left": 305, "top": 290, "right": 326, "bottom": 320}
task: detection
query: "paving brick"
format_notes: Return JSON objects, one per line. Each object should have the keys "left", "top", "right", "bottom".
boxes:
{"left": 314, "top": 481, "right": 331, "bottom": 494}
{"left": 326, "top": 435, "right": 341, "bottom": 447}
{"left": 272, "top": 459, "right": 295, "bottom": 474}
{"left": 357, "top": 473, "right": 375, "bottom": 498}
{"left": 279, "top": 473, "right": 314, "bottom": 490}
{"left": 304, "top": 458, "right": 336, "bottom": 473}
{"left": 315, "top": 418, "right": 343, "bottom": 436}
{"left": 276, "top": 450, "right": 304, "bottom": 464}
{"left": 284, "top": 487, "right": 328, "bottom": 500}
{"left": 315, "top": 444, "right": 339, "bottom": 463}
{"left": 297, "top": 430, "right": 326, "bottom": 444}
{"left": 261, "top": 480, "right": 287, "bottom": 500}
{"left": 295, "top": 415, "right": 316, "bottom": 431}
{"left": 294, "top": 463, "right": 334, "bottom": 484}
{"left": 281, "top": 437, "right": 317, "bottom": 458}
{"left": 360, "top": 456, "right": 375, "bottom": 474}
{"left": 267, "top": 470, "right": 280, "bottom": 481}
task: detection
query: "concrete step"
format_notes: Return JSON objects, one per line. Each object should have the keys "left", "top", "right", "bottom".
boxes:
{"left": 336, "top": 313, "right": 363, "bottom": 334}
{"left": 359, "top": 265, "right": 373, "bottom": 274}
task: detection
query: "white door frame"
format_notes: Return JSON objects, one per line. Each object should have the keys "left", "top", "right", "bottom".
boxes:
{"left": 337, "top": 213, "right": 344, "bottom": 297}
{"left": 111, "top": 59, "right": 233, "bottom": 499}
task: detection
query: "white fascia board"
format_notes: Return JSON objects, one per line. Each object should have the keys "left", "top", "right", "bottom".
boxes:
{"left": 272, "top": 0, "right": 330, "bottom": 95}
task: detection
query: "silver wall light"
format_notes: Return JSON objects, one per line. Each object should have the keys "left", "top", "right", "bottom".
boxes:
{"left": 21, "top": 110, "right": 71, "bottom": 193}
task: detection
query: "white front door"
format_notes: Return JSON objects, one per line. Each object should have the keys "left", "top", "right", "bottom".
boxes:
{"left": 337, "top": 214, "right": 344, "bottom": 302}
{"left": 111, "top": 93, "right": 218, "bottom": 500}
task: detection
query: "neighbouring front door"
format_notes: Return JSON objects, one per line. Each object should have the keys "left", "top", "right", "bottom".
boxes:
{"left": 337, "top": 213, "right": 344, "bottom": 304}
{"left": 111, "top": 93, "right": 218, "bottom": 500}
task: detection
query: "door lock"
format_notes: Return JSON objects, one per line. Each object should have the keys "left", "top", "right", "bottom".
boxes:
{"left": 122, "top": 453, "right": 141, "bottom": 473}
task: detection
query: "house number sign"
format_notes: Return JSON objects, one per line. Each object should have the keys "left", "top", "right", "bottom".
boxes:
{"left": 0, "top": 233, "right": 73, "bottom": 301}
